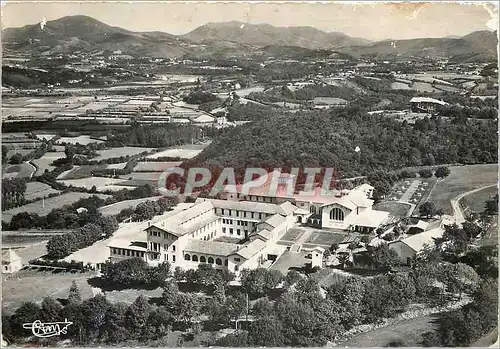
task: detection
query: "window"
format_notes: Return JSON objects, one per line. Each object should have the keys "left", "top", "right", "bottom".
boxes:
{"left": 223, "top": 227, "right": 226, "bottom": 234}
{"left": 224, "top": 259, "right": 228, "bottom": 266}
{"left": 230, "top": 228, "right": 233, "bottom": 234}
{"left": 200, "top": 256, "right": 206, "bottom": 263}
{"left": 127, "top": 250, "right": 130, "bottom": 256}
{"left": 310, "top": 206, "right": 317, "bottom": 214}
{"left": 235, "top": 265, "right": 239, "bottom": 271}
{"left": 329, "top": 207, "right": 345, "bottom": 221}
{"left": 234, "top": 257, "right": 241, "bottom": 262}
{"left": 228, "top": 210, "right": 232, "bottom": 216}
{"left": 192, "top": 255, "right": 198, "bottom": 262}
{"left": 221, "top": 209, "right": 225, "bottom": 215}
{"left": 172, "top": 255, "right": 176, "bottom": 263}
{"left": 216, "top": 258, "right": 222, "bottom": 265}
{"left": 164, "top": 244, "right": 168, "bottom": 250}
{"left": 208, "top": 257, "right": 214, "bottom": 264}
{"left": 185, "top": 254, "right": 191, "bottom": 261}
{"left": 237, "top": 229, "right": 241, "bottom": 236}
{"left": 172, "top": 245, "right": 176, "bottom": 252}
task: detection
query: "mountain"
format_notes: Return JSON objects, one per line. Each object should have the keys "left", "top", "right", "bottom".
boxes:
{"left": 181, "top": 21, "right": 371, "bottom": 49}
{"left": 338, "top": 30, "right": 498, "bottom": 60}
{"left": 2, "top": 15, "right": 187, "bottom": 58}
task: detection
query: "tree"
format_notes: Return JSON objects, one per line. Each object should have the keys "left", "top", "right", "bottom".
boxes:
{"left": 125, "top": 295, "right": 152, "bottom": 336}
{"left": 434, "top": 166, "right": 451, "bottom": 179}
{"left": 485, "top": 194, "right": 498, "bottom": 215}
{"left": 8, "top": 153, "right": 23, "bottom": 164}
{"left": 419, "top": 201, "right": 437, "bottom": 218}
{"left": 248, "top": 316, "right": 284, "bottom": 346}
{"left": 81, "top": 295, "right": 110, "bottom": 342}
{"left": 68, "top": 281, "right": 82, "bottom": 304}
{"left": 95, "top": 215, "right": 119, "bottom": 237}
{"left": 101, "top": 302, "right": 129, "bottom": 344}
{"left": 10, "top": 302, "right": 41, "bottom": 339}
{"left": 2, "top": 145, "right": 8, "bottom": 163}
{"left": 64, "top": 144, "right": 75, "bottom": 161}
{"left": 161, "top": 280, "right": 180, "bottom": 311}
{"left": 419, "top": 169, "right": 433, "bottom": 178}
{"left": 240, "top": 268, "right": 283, "bottom": 298}
{"left": 367, "top": 243, "right": 400, "bottom": 270}
{"left": 441, "top": 262, "right": 480, "bottom": 299}
{"left": 329, "top": 243, "right": 339, "bottom": 254}
{"left": 284, "top": 270, "right": 303, "bottom": 288}
{"left": 40, "top": 297, "right": 63, "bottom": 323}
{"left": 337, "top": 253, "right": 350, "bottom": 268}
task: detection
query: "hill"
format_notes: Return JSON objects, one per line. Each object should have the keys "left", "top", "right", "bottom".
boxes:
{"left": 339, "top": 30, "right": 497, "bottom": 60}
{"left": 2, "top": 15, "right": 187, "bottom": 58}
{"left": 181, "top": 21, "right": 371, "bottom": 49}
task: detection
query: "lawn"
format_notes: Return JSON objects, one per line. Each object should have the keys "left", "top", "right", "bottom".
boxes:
{"left": 59, "top": 177, "right": 136, "bottom": 192}
{"left": 31, "top": 152, "right": 66, "bottom": 176}
{"left": 310, "top": 268, "right": 351, "bottom": 288}
{"left": 426, "top": 164, "right": 498, "bottom": 215}
{"left": 59, "top": 164, "right": 107, "bottom": 180}
{"left": 340, "top": 315, "right": 438, "bottom": 347}
{"left": 373, "top": 201, "right": 411, "bottom": 219}
{"left": 1, "top": 192, "right": 111, "bottom": 223}
{"left": 55, "top": 135, "right": 104, "bottom": 145}
{"left": 146, "top": 144, "right": 207, "bottom": 160}
{"left": 119, "top": 172, "right": 161, "bottom": 181}
{"left": 270, "top": 251, "right": 309, "bottom": 274}
{"left": 2, "top": 270, "right": 96, "bottom": 314}
{"left": 461, "top": 185, "right": 498, "bottom": 213}
{"left": 280, "top": 228, "right": 305, "bottom": 242}
{"left": 24, "top": 182, "right": 61, "bottom": 201}
{"left": 93, "top": 147, "right": 154, "bottom": 161}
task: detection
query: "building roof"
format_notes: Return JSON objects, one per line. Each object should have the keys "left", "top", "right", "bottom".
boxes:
{"left": 396, "top": 226, "right": 445, "bottom": 253}
{"left": 350, "top": 209, "right": 390, "bottom": 228}
{"left": 2, "top": 249, "right": 21, "bottom": 262}
{"left": 262, "top": 213, "right": 286, "bottom": 228}
{"left": 206, "top": 198, "right": 288, "bottom": 215}
{"left": 184, "top": 239, "right": 239, "bottom": 257}
{"left": 232, "top": 239, "right": 267, "bottom": 260}
{"left": 277, "top": 201, "right": 298, "bottom": 216}
{"left": 410, "top": 97, "right": 448, "bottom": 105}
{"left": 193, "top": 114, "right": 215, "bottom": 123}
{"left": 108, "top": 239, "right": 147, "bottom": 252}
{"left": 409, "top": 220, "right": 429, "bottom": 231}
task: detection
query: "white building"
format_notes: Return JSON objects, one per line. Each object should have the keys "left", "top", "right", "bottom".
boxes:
{"left": 2, "top": 249, "right": 22, "bottom": 274}
{"left": 389, "top": 223, "right": 445, "bottom": 264}
{"left": 108, "top": 198, "right": 297, "bottom": 275}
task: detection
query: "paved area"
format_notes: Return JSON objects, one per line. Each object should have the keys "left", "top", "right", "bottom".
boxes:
{"left": 270, "top": 250, "right": 309, "bottom": 274}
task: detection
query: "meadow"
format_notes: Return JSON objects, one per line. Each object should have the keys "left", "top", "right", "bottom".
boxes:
{"left": 93, "top": 147, "right": 154, "bottom": 161}
{"left": 24, "top": 182, "right": 61, "bottom": 201}
{"left": 31, "top": 151, "right": 66, "bottom": 176}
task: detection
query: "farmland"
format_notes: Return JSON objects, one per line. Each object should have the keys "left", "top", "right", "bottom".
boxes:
{"left": 55, "top": 135, "right": 105, "bottom": 145}
{"left": 59, "top": 177, "right": 135, "bottom": 192}
{"left": 133, "top": 161, "right": 182, "bottom": 172}
{"left": 24, "top": 181, "right": 61, "bottom": 201}
{"left": 426, "top": 164, "right": 498, "bottom": 215}
{"left": 31, "top": 151, "right": 66, "bottom": 175}
{"left": 92, "top": 146, "right": 154, "bottom": 161}
{"left": 2, "top": 162, "right": 36, "bottom": 179}
{"left": 146, "top": 143, "right": 209, "bottom": 159}
{"left": 1, "top": 192, "right": 111, "bottom": 223}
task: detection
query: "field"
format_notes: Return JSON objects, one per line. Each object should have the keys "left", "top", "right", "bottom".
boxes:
{"left": 2, "top": 192, "right": 111, "bottom": 223}
{"left": 59, "top": 165, "right": 106, "bottom": 180}
{"left": 461, "top": 186, "right": 498, "bottom": 213}
{"left": 373, "top": 201, "right": 411, "bottom": 219}
{"left": 55, "top": 135, "right": 105, "bottom": 145}
{"left": 2, "top": 271, "right": 96, "bottom": 314}
{"left": 99, "top": 196, "right": 163, "bottom": 216}
{"left": 426, "top": 164, "right": 498, "bottom": 215}
{"left": 93, "top": 147, "right": 154, "bottom": 161}
{"left": 59, "top": 177, "right": 135, "bottom": 192}
{"left": 146, "top": 143, "right": 208, "bottom": 160}
{"left": 31, "top": 151, "right": 66, "bottom": 176}
{"left": 133, "top": 161, "right": 182, "bottom": 172}
{"left": 24, "top": 182, "right": 61, "bottom": 201}
{"left": 119, "top": 172, "right": 160, "bottom": 181}
{"left": 106, "top": 162, "right": 128, "bottom": 170}
{"left": 2, "top": 163, "right": 35, "bottom": 179}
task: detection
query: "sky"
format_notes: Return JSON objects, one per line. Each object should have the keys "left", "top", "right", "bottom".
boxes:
{"left": 2, "top": 1, "right": 498, "bottom": 41}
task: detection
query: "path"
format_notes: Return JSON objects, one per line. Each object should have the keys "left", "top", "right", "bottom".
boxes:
{"left": 449, "top": 184, "right": 497, "bottom": 225}
{"left": 399, "top": 179, "right": 421, "bottom": 203}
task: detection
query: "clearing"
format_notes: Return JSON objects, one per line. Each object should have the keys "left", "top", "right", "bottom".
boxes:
{"left": 1, "top": 192, "right": 111, "bottom": 223}
{"left": 99, "top": 196, "right": 164, "bottom": 216}
{"left": 426, "top": 164, "right": 498, "bottom": 215}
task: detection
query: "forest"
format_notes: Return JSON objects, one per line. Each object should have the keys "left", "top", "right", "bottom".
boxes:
{"left": 186, "top": 107, "right": 497, "bottom": 179}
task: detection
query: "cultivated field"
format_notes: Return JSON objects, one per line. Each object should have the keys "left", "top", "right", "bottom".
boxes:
{"left": 55, "top": 135, "right": 104, "bottom": 145}
{"left": 59, "top": 177, "right": 135, "bottom": 192}
{"left": 93, "top": 147, "right": 154, "bottom": 161}
{"left": 99, "top": 196, "right": 164, "bottom": 216}
{"left": 2, "top": 192, "right": 111, "bottom": 223}
{"left": 31, "top": 151, "right": 66, "bottom": 176}
{"left": 133, "top": 161, "right": 182, "bottom": 172}
{"left": 426, "top": 164, "right": 498, "bottom": 215}
{"left": 24, "top": 182, "right": 61, "bottom": 201}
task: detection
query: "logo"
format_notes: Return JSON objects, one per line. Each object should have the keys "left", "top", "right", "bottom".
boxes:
{"left": 23, "top": 319, "right": 73, "bottom": 338}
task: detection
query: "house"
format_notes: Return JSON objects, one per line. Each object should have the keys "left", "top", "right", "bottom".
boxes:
{"left": 410, "top": 97, "right": 448, "bottom": 113}
{"left": 2, "top": 249, "right": 23, "bottom": 274}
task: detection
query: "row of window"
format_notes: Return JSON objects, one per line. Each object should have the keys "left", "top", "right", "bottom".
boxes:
{"left": 184, "top": 254, "right": 227, "bottom": 265}
{"left": 200, "top": 231, "right": 216, "bottom": 241}
{"left": 221, "top": 218, "right": 251, "bottom": 227}
{"left": 112, "top": 248, "right": 145, "bottom": 258}
{"left": 218, "top": 208, "right": 268, "bottom": 220}
{"left": 222, "top": 227, "right": 249, "bottom": 236}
